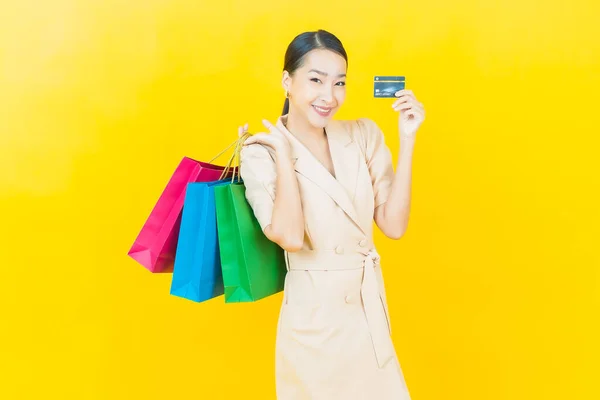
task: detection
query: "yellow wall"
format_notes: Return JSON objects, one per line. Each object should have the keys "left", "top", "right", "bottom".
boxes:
{"left": 1, "top": 0, "right": 599, "bottom": 399}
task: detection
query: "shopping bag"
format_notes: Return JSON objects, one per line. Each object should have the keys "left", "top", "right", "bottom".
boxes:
{"left": 214, "top": 182, "right": 287, "bottom": 303}
{"left": 127, "top": 138, "right": 242, "bottom": 273}
{"left": 169, "top": 180, "right": 231, "bottom": 302}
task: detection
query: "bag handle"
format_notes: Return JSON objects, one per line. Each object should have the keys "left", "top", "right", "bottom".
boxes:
{"left": 213, "top": 132, "right": 251, "bottom": 182}
{"left": 208, "top": 135, "right": 243, "bottom": 164}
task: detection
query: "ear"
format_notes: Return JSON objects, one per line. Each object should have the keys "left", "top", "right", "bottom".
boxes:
{"left": 281, "top": 70, "right": 292, "bottom": 93}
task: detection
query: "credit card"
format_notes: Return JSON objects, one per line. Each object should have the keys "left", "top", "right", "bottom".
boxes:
{"left": 374, "top": 76, "right": 406, "bottom": 98}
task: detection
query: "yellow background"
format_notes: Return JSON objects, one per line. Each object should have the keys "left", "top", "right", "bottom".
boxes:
{"left": 1, "top": 0, "right": 599, "bottom": 399}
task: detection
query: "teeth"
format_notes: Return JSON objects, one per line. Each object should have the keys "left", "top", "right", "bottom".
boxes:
{"left": 314, "top": 106, "right": 330, "bottom": 113}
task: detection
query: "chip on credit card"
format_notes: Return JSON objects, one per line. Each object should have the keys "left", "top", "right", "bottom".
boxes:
{"left": 374, "top": 76, "right": 405, "bottom": 98}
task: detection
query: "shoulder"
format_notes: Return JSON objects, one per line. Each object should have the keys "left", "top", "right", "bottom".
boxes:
{"left": 240, "top": 143, "right": 276, "bottom": 163}
{"left": 240, "top": 143, "right": 277, "bottom": 183}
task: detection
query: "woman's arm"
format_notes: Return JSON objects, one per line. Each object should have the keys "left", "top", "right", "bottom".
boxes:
{"left": 374, "top": 138, "right": 416, "bottom": 239}
{"left": 264, "top": 150, "right": 304, "bottom": 251}
{"left": 369, "top": 89, "right": 425, "bottom": 239}
{"left": 241, "top": 120, "right": 304, "bottom": 252}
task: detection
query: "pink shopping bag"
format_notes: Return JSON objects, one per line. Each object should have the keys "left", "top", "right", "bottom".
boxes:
{"left": 128, "top": 157, "right": 231, "bottom": 273}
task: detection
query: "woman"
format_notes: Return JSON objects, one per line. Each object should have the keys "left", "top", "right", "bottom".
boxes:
{"left": 238, "top": 29, "right": 425, "bottom": 400}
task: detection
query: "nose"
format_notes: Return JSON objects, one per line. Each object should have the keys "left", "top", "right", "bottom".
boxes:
{"left": 319, "top": 85, "right": 334, "bottom": 104}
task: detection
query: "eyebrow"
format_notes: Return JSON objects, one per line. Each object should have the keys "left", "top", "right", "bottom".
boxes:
{"left": 308, "top": 69, "right": 346, "bottom": 78}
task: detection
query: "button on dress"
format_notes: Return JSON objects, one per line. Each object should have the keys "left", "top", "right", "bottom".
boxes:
{"left": 240, "top": 115, "right": 412, "bottom": 400}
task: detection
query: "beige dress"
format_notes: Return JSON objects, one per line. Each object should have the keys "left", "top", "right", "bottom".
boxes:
{"left": 240, "top": 115, "right": 412, "bottom": 400}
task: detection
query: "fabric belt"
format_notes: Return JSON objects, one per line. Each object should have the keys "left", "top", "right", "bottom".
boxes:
{"left": 285, "top": 248, "right": 394, "bottom": 369}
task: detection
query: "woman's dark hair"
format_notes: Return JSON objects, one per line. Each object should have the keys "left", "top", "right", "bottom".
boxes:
{"left": 281, "top": 30, "right": 348, "bottom": 115}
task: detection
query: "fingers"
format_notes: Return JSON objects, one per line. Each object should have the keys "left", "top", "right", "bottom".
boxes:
{"left": 262, "top": 119, "right": 275, "bottom": 131}
{"left": 393, "top": 96, "right": 423, "bottom": 109}
{"left": 241, "top": 120, "right": 288, "bottom": 149}
{"left": 394, "top": 90, "right": 423, "bottom": 106}
{"left": 243, "top": 136, "right": 257, "bottom": 146}
{"left": 392, "top": 91, "right": 424, "bottom": 114}
{"left": 394, "top": 101, "right": 425, "bottom": 120}
{"left": 242, "top": 132, "right": 267, "bottom": 146}
{"left": 392, "top": 97, "right": 410, "bottom": 108}
{"left": 241, "top": 120, "right": 274, "bottom": 146}
{"left": 238, "top": 123, "right": 249, "bottom": 138}
{"left": 394, "top": 89, "right": 415, "bottom": 98}
{"left": 404, "top": 109, "right": 417, "bottom": 118}
{"left": 394, "top": 102, "right": 412, "bottom": 112}
{"left": 393, "top": 99, "right": 423, "bottom": 112}
{"left": 402, "top": 107, "right": 425, "bottom": 120}
{"left": 394, "top": 90, "right": 421, "bottom": 99}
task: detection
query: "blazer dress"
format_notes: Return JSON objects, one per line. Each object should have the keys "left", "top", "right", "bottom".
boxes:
{"left": 239, "top": 115, "right": 412, "bottom": 400}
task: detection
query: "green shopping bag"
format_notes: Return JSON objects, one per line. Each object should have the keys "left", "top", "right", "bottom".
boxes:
{"left": 214, "top": 181, "right": 287, "bottom": 303}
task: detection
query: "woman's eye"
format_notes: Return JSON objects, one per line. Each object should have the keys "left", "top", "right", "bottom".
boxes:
{"left": 336, "top": 81, "right": 346, "bottom": 86}
{"left": 310, "top": 78, "right": 321, "bottom": 83}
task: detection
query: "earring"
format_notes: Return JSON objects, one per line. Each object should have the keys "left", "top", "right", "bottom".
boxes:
{"left": 285, "top": 90, "right": 290, "bottom": 99}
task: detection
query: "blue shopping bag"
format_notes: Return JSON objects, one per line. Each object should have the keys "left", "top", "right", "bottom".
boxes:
{"left": 170, "top": 180, "right": 230, "bottom": 302}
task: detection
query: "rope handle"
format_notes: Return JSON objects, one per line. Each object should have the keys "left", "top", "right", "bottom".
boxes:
{"left": 214, "top": 132, "right": 252, "bottom": 182}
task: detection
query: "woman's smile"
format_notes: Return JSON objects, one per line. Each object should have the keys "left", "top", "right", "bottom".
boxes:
{"left": 312, "top": 104, "right": 333, "bottom": 117}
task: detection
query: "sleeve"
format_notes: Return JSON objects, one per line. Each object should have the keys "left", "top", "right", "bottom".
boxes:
{"left": 239, "top": 143, "right": 277, "bottom": 231}
{"left": 355, "top": 118, "right": 395, "bottom": 208}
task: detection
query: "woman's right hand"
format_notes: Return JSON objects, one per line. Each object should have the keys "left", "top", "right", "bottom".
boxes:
{"left": 239, "top": 120, "right": 292, "bottom": 159}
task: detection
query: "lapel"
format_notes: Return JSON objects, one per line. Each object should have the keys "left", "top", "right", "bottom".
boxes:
{"left": 276, "top": 116, "right": 364, "bottom": 234}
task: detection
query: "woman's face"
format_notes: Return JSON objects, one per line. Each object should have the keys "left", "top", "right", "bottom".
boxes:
{"left": 283, "top": 49, "right": 347, "bottom": 128}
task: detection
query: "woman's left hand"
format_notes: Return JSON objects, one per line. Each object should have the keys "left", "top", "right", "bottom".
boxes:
{"left": 392, "top": 89, "right": 425, "bottom": 140}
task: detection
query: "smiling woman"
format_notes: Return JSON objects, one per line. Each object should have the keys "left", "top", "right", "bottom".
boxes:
{"left": 238, "top": 29, "right": 424, "bottom": 400}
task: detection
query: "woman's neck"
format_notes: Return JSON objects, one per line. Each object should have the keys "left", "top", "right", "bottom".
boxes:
{"left": 284, "top": 110, "right": 326, "bottom": 144}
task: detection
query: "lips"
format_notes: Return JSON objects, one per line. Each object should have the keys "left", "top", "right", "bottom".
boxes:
{"left": 312, "top": 105, "right": 333, "bottom": 117}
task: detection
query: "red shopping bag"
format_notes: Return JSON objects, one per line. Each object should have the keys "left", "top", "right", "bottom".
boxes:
{"left": 128, "top": 155, "right": 233, "bottom": 273}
